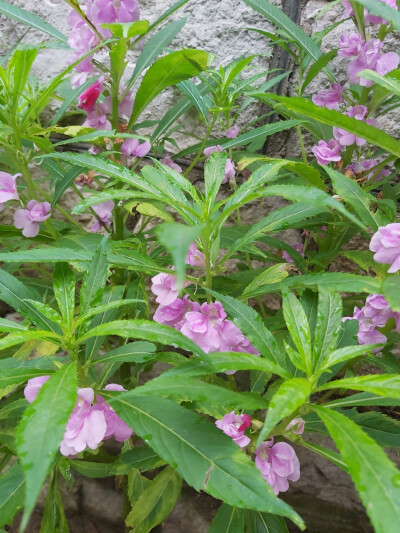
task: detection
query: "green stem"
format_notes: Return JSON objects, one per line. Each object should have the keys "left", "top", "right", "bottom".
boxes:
{"left": 184, "top": 115, "right": 217, "bottom": 178}
{"left": 296, "top": 125, "right": 308, "bottom": 164}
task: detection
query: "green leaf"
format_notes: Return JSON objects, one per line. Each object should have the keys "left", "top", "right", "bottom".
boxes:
{"left": 22, "top": 300, "right": 62, "bottom": 327}
{"left": 318, "top": 374, "right": 400, "bottom": 399}
{"left": 359, "top": 69, "right": 400, "bottom": 97}
{"left": 221, "top": 120, "right": 302, "bottom": 150}
{"left": 382, "top": 276, "right": 400, "bottom": 312}
{"left": 0, "top": 318, "right": 27, "bottom": 333}
{"left": 95, "top": 341, "right": 156, "bottom": 364}
{"left": 257, "top": 378, "right": 311, "bottom": 446}
{"left": 131, "top": 376, "right": 267, "bottom": 411}
{"left": 204, "top": 152, "right": 227, "bottom": 212}
{"left": 246, "top": 510, "right": 288, "bottom": 533}
{"left": 0, "top": 1, "right": 67, "bottom": 42}
{"left": 40, "top": 474, "right": 69, "bottom": 533}
{"left": 317, "top": 343, "right": 381, "bottom": 373}
{"left": 70, "top": 446, "right": 164, "bottom": 478}
{"left": 299, "top": 440, "right": 348, "bottom": 473}
{"left": 105, "top": 393, "right": 304, "bottom": 527}
{"left": 313, "top": 405, "right": 400, "bottom": 533}
{"left": 126, "top": 466, "right": 182, "bottom": 532}
{"left": 325, "top": 392, "right": 400, "bottom": 408}
{"left": 282, "top": 292, "right": 312, "bottom": 375}
{"left": 80, "top": 235, "right": 108, "bottom": 315}
{"left": 52, "top": 165, "right": 83, "bottom": 207}
{"left": 262, "top": 95, "right": 400, "bottom": 157}
{"left": 155, "top": 223, "right": 203, "bottom": 287}
{"left": 209, "top": 504, "right": 245, "bottom": 533}
{"left": 127, "top": 18, "right": 187, "bottom": 88}
{"left": 0, "top": 248, "right": 91, "bottom": 263}
{"left": 0, "top": 331, "right": 60, "bottom": 354}
{"left": 53, "top": 263, "right": 75, "bottom": 332}
{"left": 325, "top": 166, "right": 388, "bottom": 230}
{"left": 0, "top": 268, "right": 60, "bottom": 333}
{"left": 0, "top": 463, "right": 25, "bottom": 528}
{"left": 313, "top": 288, "right": 342, "bottom": 370}
{"left": 16, "top": 363, "right": 77, "bottom": 530}
{"left": 242, "top": 264, "right": 292, "bottom": 299}
{"left": 302, "top": 49, "right": 338, "bottom": 91}
{"left": 177, "top": 79, "right": 209, "bottom": 123}
{"left": 79, "top": 319, "right": 210, "bottom": 361}
{"left": 129, "top": 49, "right": 208, "bottom": 126}
{"left": 346, "top": 410, "right": 400, "bottom": 449}
{"left": 208, "top": 290, "right": 286, "bottom": 370}
{"left": 352, "top": 0, "right": 400, "bottom": 30}
{"left": 101, "top": 20, "right": 149, "bottom": 39}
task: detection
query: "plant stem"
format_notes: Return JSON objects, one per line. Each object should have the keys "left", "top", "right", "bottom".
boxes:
{"left": 184, "top": 115, "right": 217, "bottom": 178}
{"left": 296, "top": 125, "right": 308, "bottom": 164}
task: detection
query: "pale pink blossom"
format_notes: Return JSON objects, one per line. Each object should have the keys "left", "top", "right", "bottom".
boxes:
{"left": 215, "top": 411, "right": 251, "bottom": 447}
{"left": 338, "top": 33, "right": 364, "bottom": 58}
{"left": 186, "top": 243, "right": 206, "bottom": 267}
{"left": 24, "top": 375, "right": 50, "bottom": 403}
{"left": 82, "top": 106, "right": 112, "bottom": 130}
{"left": 87, "top": 0, "right": 140, "bottom": 37}
{"left": 255, "top": 439, "right": 300, "bottom": 495}
{"left": 90, "top": 200, "right": 114, "bottom": 232}
{"left": 154, "top": 295, "right": 200, "bottom": 329}
{"left": 226, "top": 125, "right": 240, "bottom": 138}
{"left": 312, "top": 139, "right": 342, "bottom": 165}
{"left": 312, "top": 83, "right": 343, "bottom": 110}
{"left": 160, "top": 156, "right": 183, "bottom": 173}
{"left": 285, "top": 418, "right": 305, "bottom": 435}
{"left": 151, "top": 273, "right": 187, "bottom": 305}
{"left": 347, "top": 159, "right": 390, "bottom": 181}
{"left": 370, "top": 223, "right": 400, "bottom": 273}
{"left": 121, "top": 138, "right": 151, "bottom": 158}
{"left": 94, "top": 384, "right": 133, "bottom": 442}
{"left": 282, "top": 242, "right": 305, "bottom": 263}
{"left": 343, "top": 0, "right": 398, "bottom": 25}
{"left": 0, "top": 172, "right": 20, "bottom": 210}
{"left": 203, "top": 145, "right": 236, "bottom": 184}
{"left": 348, "top": 39, "right": 399, "bottom": 87}
{"left": 180, "top": 301, "right": 227, "bottom": 353}
{"left": 14, "top": 200, "right": 51, "bottom": 238}
{"left": 333, "top": 105, "right": 377, "bottom": 147}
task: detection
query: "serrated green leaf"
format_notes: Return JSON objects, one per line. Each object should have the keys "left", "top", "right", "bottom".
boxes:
{"left": 282, "top": 292, "right": 312, "bottom": 375}
{"left": 382, "top": 276, "right": 400, "bottom": 312}
{"left": 80, "top": 235, "right": 109, "bottom": 315}
{"left": 177, "top": 79, "right": 209, "bottom": 123}
{"left": 16, "top": 363, "right": 77, "bottom": 530}
{"left": 313, "top": 405, "right": 400, "bottom": 533}
{"left": 317, "top": 343, "right": 381, "bottom": 373}
{"left": 325, "top": 392, "right": 400, "bottom": 408}
{"left": 210, "top": 504, "right": 245, "bottom": 533}
{"left": 0, "top": 463, "right": 25, "bottom": 528}
{"left": 257, "top": 378, "right": 311, "bottom": 445}
{"left": 246, "top": 510, "right": 288, "bottom": 533}
{"left": 53, "top": 263, "right": 75, "bottom": 332}
{"left": 204, "top": 152, "right": 227, "bottom": 212}
{"left": 313, "top": 288, "right": 342, "bottom": 370}
{"left": 242, "top": 264, "right": 292, "bottom": 299}
{"left": 318, "top": 374, "right": 400, "bottom": 398}
{"left": 104, "top": 393, "right": 304, "bottom": 527}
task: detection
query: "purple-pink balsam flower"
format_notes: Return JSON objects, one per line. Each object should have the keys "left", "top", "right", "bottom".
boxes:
{"left": 121, "top": 138, "right": 151, "bottom": 158}
{"left": 370, "top": 223, "right": 400, "bottom": 273}
{"left": 282, "top": 242, "right": 305, "bottom": 264}
{"left": 87, "top": 0, "right": 140, "bottom": 36}
{"left": 67, "top": 10, "right": 98, "bottom": 84}
{"left": 348, "top": 39, "right": 399, "bottom": 87}
{"left": 101, "top": 87, "right": 134, "bottom": 119}
{"left": 226, "top": 125, "right": 240, "bottom": 138}
{"left": 203, "top": 145, "right": 235, "bottom": 184}
{"left": 333, "top": 106, "right": 376, "bottom": 147}
{"left": 255, "top": 439, "right": 300, "bottom": 495}
{"left": 215, "top": 411, "right": 251, "bottom": 448}
{"left": 14, "top": 200, "right": 51, "bottom": 238}
{"left": 24, "top": 375, "right": 50, "bottom": 403}
{"left": 83, "top": 106, "right": 112, "bottom": 130}
{"left": 60, "top": 388, "right": 107, "bottom": 457}
{"left": 186, "top": 243, "right": 206, "bottom": 267}
{"left": 0, "top": 171, "right": 20, "bottom": 210}
{"left": 90, "top": 200, "right": 114, "bottom": 232}
{"left": 312, "top": 83, "right": 343, "bottom": 110}
{"left": 94, "top": 384, "right": 133, "bottom": 442}
{"left": 151, "top": 273, "right": 190, "bottom": 305}
{"left": 154, "top": 295, "right": 200, "bottom": 329}
{"left": 347, "top": 159, "right": 390, "bottom": 181}
{"left": 338, "top": 33, "right": 364, "bottom": 58}
{"left": 180, "top": 301, "right": 227, "bottom": 353}
{"left": 312, "top": 139, "right": 342, "bottom": 165}
{"left": 285, "top": 418, "right": 305, "bottom": 435}
{"left": 78, "top": 79, "right": 104, "bottom": 112}
{"left": 342, "top": 0, "right": 397, "bottom": 25}
{"left": 160, "top": 156, "right": 183, "bottom": 174}
{"left": 219, "top": 319, "right": 260, "bottom": 355}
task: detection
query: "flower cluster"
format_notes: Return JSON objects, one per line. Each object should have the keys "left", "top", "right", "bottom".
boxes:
{"left": 215, "top": 411, "right": 303, "bottom": 495}
{"left": 344, "top": 293, "right": 400, "bottom": 346}
{"left": 343, "top": 0, "right": 398, "bottom": 26}
{"left": 24, "top": 377, "right": 132, "bottom": 456}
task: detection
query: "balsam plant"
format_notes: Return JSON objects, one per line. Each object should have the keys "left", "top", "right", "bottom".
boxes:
{"left": 0, "top": 0, "right": 400, "bottom": 532}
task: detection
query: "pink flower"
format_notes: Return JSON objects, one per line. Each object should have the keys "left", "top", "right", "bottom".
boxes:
{"left": 153, "top": 295, "right": 200, "bottom": 329}
{"left": 78, "top": 79, "right": 104, "bottom": 112}
{"left": 101, "top": 87, "right": 134, "bottom": 118}
{"left": 255, "top": 440, "right": 300, "bottom": 495}
{"left": 370, "top": 223, "right": 400, "bottom": 273}
{"left": 151, "top": 273, "right": 182, "bottom": 305}
{"left": 333, "top": 105, "right": 375, "bottom": 147}
{"left": 204, "top": 145, "right": 223, "bottom": 158}
{"left": 285, "top": 418, "right": 305, "bottom": 435}
{"left": 0, "top": 172, "right": 20, "bottom": 209}
{"left": 82, "top": 106, "right": 112, "bottom": 130}
{"left": 24, "top": 375, "right": 50, "bottom": 403}
{"left": 347, "top": 159, "right": 390, "bottom": 181}
{"left": 94, "top": 384, "right": 133, "bottom": 442}
{"left": 215, "top": 411, "right": 251, "bottom": 448}
{"left": 60, "top": 388, "right": 107, "bottom": 457}
{"left": 14, "top": 200, "right": 51, "bottom": 238}
{"left": 90, "top": 200, "right": 114, "bottom": 232}
{"left": 219, "top": 320, "right": 260, "bottom": 355}
{"left": 312, "top": 139, "right": 341, "bottom": 165}
{"left": 338, "top": 33, "right": 364, "bottom": 58}
{"left": 121, "top": 138, "right": 151, "bottom": 158}
{"left": 282, "top": 242, "right": 305, "bottom": 263}
{"left": 312, "top": 83, "right": 343, "bottom": 110}
{"left": 343, "top": 0, "right": 398, "bottom": 25}
{"left": 186, "top": 243, "right": 206, "bottom": 267}
{"left": 87, "top": 0, "right": 140, "bottom": 37}
{"left": 226, "top": 125, "right": 240, "bottom": 138}
{"left": 160, "top": 156, "right": 183, "bottom": 173}
{"left": 348, "top": 39, "right": 399, "bottom": 87}
{"left": 180, "top": 301, "right": 227, "bottom": 353}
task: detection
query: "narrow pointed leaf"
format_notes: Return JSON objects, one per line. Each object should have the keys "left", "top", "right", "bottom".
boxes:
{"left": 282, "top": 292, "right": 312, "bottom": 375}
{"left": 318, "top": 374, "right": 400, "bottom": 398}
{"left": 0, "top": 463, "right": 25, "bottom": 528}
{"left": 53, "top": 263, "right": 75, "bottom": 332}
{"left": 313, "top": 288, "right": 342, "bottom": 370}
{"left": 210, "top": 504, "right": 245, "bottom": 533}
